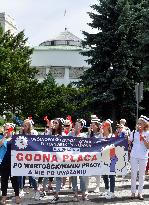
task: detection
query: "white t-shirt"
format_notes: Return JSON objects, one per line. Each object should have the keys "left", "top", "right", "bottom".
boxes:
{"left": 130, "top": 130, "right": 149, "bottom": 159}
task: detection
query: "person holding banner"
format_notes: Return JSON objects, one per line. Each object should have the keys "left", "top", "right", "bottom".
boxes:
{"left": 38, "top": 120, "right": 53, "bottom": 196}
{"left": 89, "top": 118, "right": 101, "bottom": 138}
{"left": 41, "top": 118, "right": 64, "bottom": 197}
{"left": 18, "top": 119, "right": 40, "bottom": 200}
{"left": 69, "top": 119, "right": 88, "bottom": 201}
{"left": 0, "top": 123, "right": 21, "bottom": 204}
{"left": 101, "top": 119, "right": 116, "bottom": 199}
{"left": 62, "top": 119, "right": 73, "bottom": 189}
{"left": 129, "top": 115, "right": 149, "bottom": 200}
{"left": 89, "top": 117, "right": 101, "bottom": 193}
{"left": 50, "top": 118, "right": 88, "bottom": 203}
{"left": 50, "top": 118, "right": 64, "bottom": 203}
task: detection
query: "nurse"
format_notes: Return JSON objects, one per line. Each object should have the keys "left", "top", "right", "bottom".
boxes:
{"left": 129, "top": 115, "right": 149, "bottom": 200}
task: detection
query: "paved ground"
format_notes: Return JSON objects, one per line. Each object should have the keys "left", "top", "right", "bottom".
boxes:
{"left": 0, "top": 173, "right": 149, "bottom": 205}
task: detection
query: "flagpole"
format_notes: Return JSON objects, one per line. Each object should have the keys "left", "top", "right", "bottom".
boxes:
{"left": 64, "top": 9, "right": 67, "bottom": 45}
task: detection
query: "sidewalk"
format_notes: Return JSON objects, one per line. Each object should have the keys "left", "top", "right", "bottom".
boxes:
{"left": 0, "top": 174, "right": 149, "bottom": 205}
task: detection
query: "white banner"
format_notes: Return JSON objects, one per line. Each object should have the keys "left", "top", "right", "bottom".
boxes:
{"left": 11, "top": 135, "right": 128, "bottom": 177}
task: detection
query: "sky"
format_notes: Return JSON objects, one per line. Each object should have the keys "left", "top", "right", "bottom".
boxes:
{"left": 1, "top": 0, "right": 98, "bottom": 46}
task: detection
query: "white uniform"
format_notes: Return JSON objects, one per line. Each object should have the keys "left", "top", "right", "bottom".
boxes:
{"left": 88, "top": 132, "right": 102, "bottom": 192}
{"left": 130, "top": 130, "right": 149, "bottom": 194}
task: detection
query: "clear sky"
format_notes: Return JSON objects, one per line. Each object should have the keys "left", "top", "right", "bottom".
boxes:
{"left": 1, "top": 0, "right": 97, "bottom": 46}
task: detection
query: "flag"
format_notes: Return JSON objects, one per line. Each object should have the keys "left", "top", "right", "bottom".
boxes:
{"left": 7, "top": 127, "right": 14, "bottom": 133}
{"left": 66, "top": 115, "right": 72, "bottom": 124}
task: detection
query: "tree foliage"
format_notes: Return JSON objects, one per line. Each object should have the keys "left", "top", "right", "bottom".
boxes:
{"left": 78, "top": 0, "right": 149, "bottom": 125}
{"left": 36, "top": 72, "right": 85, "bottom": 124}
{"left": 0, "top": 27, "right": 39, "bottom": 116}
{"left": 0, "top": 26, "right": 85, "bottom": 123}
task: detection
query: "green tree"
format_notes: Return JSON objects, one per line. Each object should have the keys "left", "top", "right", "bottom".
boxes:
{"left": 139, "top": 0, "right": 149, "bottom": 116}
{"left": 37, "top": 72, "right": 83, "bottom": 123}
{"left": 0, "top": 27, "right": 39, "bottom": 116}
{"left": 79, "top": 0, "right": 148, "bottom": 125}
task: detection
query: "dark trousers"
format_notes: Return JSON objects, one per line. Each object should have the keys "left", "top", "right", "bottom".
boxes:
{"left": 103, "top": 175, "right": 115, "bottom": 193}
{"left": 1, "top": 168, "right": 19, "bottom": 196}
{"left": 18, "top": 176, "right": 25, "bottom": 188}
{"left": 18, "top": 176, "right": 37, "bottom": 190}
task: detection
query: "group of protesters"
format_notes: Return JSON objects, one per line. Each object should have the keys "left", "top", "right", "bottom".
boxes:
{"left": 0, "top": 114, "right": 149, "bottom": 204}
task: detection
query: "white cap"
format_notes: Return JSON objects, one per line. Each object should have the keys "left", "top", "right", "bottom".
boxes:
{"left": 120, "top": 119, "right": 126, "bottom": 125}
{"left": 58, "top": 118, "right": 65, "bottom": 124}
{"left": 106, "top": 119, "right": 113, "bottom": 124}
{"left": 91, "top": 118, "right": 101, "bottom": 124}
{"left": 3, "top": 123, "right": 15, "bottom": 128}
{"left": 91, "top": 114, "right": 97, "bottom": 119}
{"left": 77, "top": 119, "right": 86, "bottom": 127}
{"left": 139, "top": 115, "right": 149, "bottom": 123}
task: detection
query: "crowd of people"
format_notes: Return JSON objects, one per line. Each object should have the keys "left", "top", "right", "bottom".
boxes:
{"left": 0, "top": 114, "right": 148, "bottom": 204}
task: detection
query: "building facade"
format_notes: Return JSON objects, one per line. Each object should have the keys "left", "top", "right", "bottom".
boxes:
{"left": 0, "top": 12, "right": 17, "bottom": 34}
{"left": 31, "top": 29, "right": 89, "bottom": 85}
{"left": 0, "top": 12, "right": 89, "bottom": 85}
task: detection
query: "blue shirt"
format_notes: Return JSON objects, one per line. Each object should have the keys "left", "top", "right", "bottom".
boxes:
{"left": 0, "top": 135, "right": 7, "bottom": 164}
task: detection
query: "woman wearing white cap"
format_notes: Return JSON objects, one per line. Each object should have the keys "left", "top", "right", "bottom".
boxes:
{"left": 101, "top": 119, "right": 116, "bottom": 199}
{"left": 89, "top": 118, "right": 101, "bottom": 193}
{"left": 129, "top": 115, "right": 149, "bottom": 200}
{"left": 68, "top": 119, "right": 88, "bottom": 201}
{"left": 50, "top": 118, "right": 63, "bottom": 203}
{"left": 19, "top": 119, "right": 39, "bottom": 200}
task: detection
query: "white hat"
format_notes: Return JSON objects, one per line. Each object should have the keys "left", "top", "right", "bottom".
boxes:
{"left": 77, "top": 119, "right": 86, "bottom": 127}
{"left": 139, "top": 115, "right": 149, "bottom": 123}
{"left": 120, "top": 119, "right": 126, "bottom": 125}
{"left": 91, "top": 118, "right": 101, "bottom": 124}
{"left": 3, "top": 123, "right": 15, "bottom": 128}
{"left": 106, "top": 119, "right": 113, "bottom": 124}
{"left": 91, "top": 115, "right": 97, "bottom": 119}
{"left": 58, "top": 118, "right": 65, "bottom": 125}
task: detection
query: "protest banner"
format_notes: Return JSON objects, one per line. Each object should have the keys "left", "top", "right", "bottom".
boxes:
{"left": 11, "top": 135, "right": 128, "bottom": 177}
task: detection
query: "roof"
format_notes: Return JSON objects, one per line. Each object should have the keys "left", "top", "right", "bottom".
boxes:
{"left": 39, "top": 28, "right": 82, "bottom": 47}
{"left": 52, "top": 29, "right": 81, "bottom": 42}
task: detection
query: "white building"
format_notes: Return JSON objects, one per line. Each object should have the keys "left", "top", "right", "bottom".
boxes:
{"left": 31, "top": 29, "right": 89, "bottom": 85}
{"left": 0, "top": 12, "right": 17, "bottom": 34}
{"left": 0, "top": 12, "right": 89, "bottom": 85}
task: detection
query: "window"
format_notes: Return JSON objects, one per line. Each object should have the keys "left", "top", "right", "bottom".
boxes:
{"left": 51, "top": 41, "right": 55, "bottom": 46}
